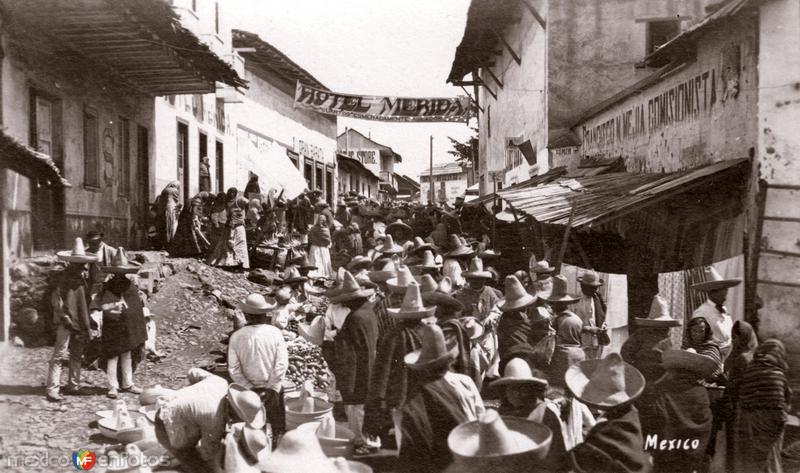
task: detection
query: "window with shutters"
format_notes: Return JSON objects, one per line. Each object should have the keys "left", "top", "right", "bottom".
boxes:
{"left": 118, "top": 117, "right": 130, "bottom": 196}
{"left": 83, "top": 107, "right": 100, "bottom": 187}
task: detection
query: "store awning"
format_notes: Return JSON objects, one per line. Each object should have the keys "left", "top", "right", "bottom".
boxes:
{"left": 0, "top": 132, "right": 69, "bottom": 187}
{"left": 336, "top": 154, "right": 380, "bottom": 181}
{"left": 498, "top": 159, "right": 749, "bottom": 229}
{"left": 2, "top": 0, "right": 246, "bottom": 96}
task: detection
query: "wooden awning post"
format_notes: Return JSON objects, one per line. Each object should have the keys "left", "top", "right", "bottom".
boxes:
{"left": 554, "top": 206, "right": 575, "bottom": 274}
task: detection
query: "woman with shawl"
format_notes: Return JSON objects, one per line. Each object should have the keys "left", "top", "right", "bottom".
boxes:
{"left": 245, "top": 198, "right": 261, "bottom": 248}
{"left": 683, "top": 316, "right": 725, "bottom": 384}
{"left": 207, "top": 196, "right": 250, "bottom": 269}
{"left": 307, "top": 214, "right": 333, "bottom": 279}
{"left": 734, "top": 339, "right": 791, "bottom": 473}
{"left": 208, "top": 193, "right": 228, "bottom": 251}
{"left": 549, "top": 305, "right": 585, "bottom": 388}
{"left": 157, "top": 181, "right": 180, "bottom": 247}
{"left": 168, "top": 193, "right": 210, "bottom": 257}
{"left": 428, "top": 223, "right": 448, "bottom": 250}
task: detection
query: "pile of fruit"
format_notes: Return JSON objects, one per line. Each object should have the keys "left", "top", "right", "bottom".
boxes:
{"left": 286, "top": 336, "right": 329, "bottom": 391}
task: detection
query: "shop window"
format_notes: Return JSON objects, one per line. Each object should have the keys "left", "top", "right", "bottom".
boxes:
{"left": 505, "top": 140, "right": 523, "bottom": 171}
{"left": 118, "top": 117, "right": 130, "bottom": 197}
{"left": 304, "top": 159, "right": 313, "bottom": 189}
{"left": 646, "top": 20, "right": 681, "bottom": 54}
{"left": 315, "top": 165, "right": 323, "bottom": 191}
{"left": 83, "top": 107, "right": 99, "bottom": 187}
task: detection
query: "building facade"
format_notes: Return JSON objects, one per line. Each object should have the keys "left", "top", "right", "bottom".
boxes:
{"left": 419, "top": 163, "right": 470, "bottom": 206}
{"left": 337, "top": 128, "right": 402, "bottom": 201}
{"left": 337, "top": 153, "right": 380, "bottom": 200}
{"left": 232, "top": 30, "right": 337, "bottom": 203}
{"left": 448, "top": 0, "right": 715, "bottom": 194}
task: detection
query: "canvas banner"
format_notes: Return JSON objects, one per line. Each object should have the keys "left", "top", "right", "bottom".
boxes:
{"left": 294, "top": 82, "right": 474, "bottom": 122}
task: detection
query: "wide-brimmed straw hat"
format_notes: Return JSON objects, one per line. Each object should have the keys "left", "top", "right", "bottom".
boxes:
{"left": 297, "top": 256, "right": 317, "bottom": 271}
{"left": 347, "top": 256, "right": 372, "bottom": 272}
{"left": 386, "top": 265, "right": 415, "bottom": 294}
{"left": 238, "top": 293, "right": 277, "bottom": 314}
{"left": 100, "top": 248, "right": 141, "bottom": 274}
{"left": 415, "top": 250, "right": 441, "bottom": 270}
{"left": 241, "top": 425, "right": 269, "bottom": 463}
{"left": 444, "top": 234, "right": 474, "bottom": 258}
{"left": 282, "top": 266, "right": 309, "bottom": 285}
{"left": 565, "top": 353, "right": 645, "bottom": 409}
{"left": 329, "top": 271, "right": 375, "bottom": 303}
{"left": 491, "top": 358, "right": 548, "bottom": 389}
{"left": 368, "top": 260, "right": 398, "bottom": 283}
{"left": 404, "top": 323, "right": 458, "bottom": 371}
{"left": 635, "top": 295, "right": 682, "bottom": 327}
{"left": 387, "top": 282, "right": 436, "bottom": 319}
{"left": 57, "top": 237, "right": 99, "bottom": 264}
{"left": 479, "top": 249, "right": 501, "bottom": 259}
{"left": 227, "top": 384, "right": 266, "bottom": 429}
{"left": 499, "top": 275, "right": 538, "bottom": 312}
{"left": 410, "top": 236, "right": 433, "bottom": 254}
{"left": 417, "top": 274, "right": 438, "bottom": 294}
{"left": 577, "top": 270, "right": 604, "bottom": 287}
{"left": 691, "top": 266, "right": 742, "bottom": 292}
{"left": 436, "top": 276, "right": 454, "bottom": 295}
{"left": 447, "top": 410, "right": 552, "bottom": 472}
{"left": 386, "top": 219, "right": 412, "bottom": 233}
{"left": 461, "top": 317, "right": 485, "bottom": 340}
{"left": 530, "top": 259, "right": 555, "bottom": 274}
{"left": 85, "top": 230, "right": 104, "bottom": 242}
{"left": 262, "top": 428, "right": 372, "bottom": 473}
{"left": 422, "top": 291, "right": 465, "bottom": 316}
{"left": 543, "top": 275, "right": 580, "bottom": 304}
{"left": 661, "top": 349, "right": 719, "bottom": 378}
{"left": 463, "top": 257, "right": 493, "bottom": 280}
{"left": 375, "top": 234, "right": 403, "bottom": 255}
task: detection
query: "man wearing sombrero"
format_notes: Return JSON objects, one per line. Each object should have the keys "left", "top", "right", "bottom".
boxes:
{"left": 228, "top": 293, "right": 288, "bottom": 440}
{"left": 46, "top": 238, "right": 98, "bottom": 402}
{"left": 89, "top": 247, "right": 147, "bottom": 399}
{"left": 84, "top": 230, "right": 116, "bottom": 299}
{"left": 691, "top": 266, "right": 741, "bottom": 358}
{"left": 572, "top": 270, "right": 609, "bottom": 360}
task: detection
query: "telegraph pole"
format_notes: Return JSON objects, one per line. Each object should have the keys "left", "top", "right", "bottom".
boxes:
{"left": 429, "top": 135, "right": 434, "bottom": 205}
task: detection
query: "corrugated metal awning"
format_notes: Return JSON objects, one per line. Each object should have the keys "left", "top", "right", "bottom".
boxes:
{"left": 2, "top": 0, "right": 246, "bottom": 96}
{"left": 497, "top": 159, "right": 749, "bottom": 229}
{"left": 0, "top": 132, "right": 69, "bottom": 187}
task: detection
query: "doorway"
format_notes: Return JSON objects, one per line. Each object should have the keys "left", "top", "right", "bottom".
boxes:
{"left": 216, "top": 140, "right": 224, "bottom": 192}
{"left": 137, "top": 125, "right": 150, "bottom": 214}
{"left": 176, "top": 121, "right": 189, "bottom": 203}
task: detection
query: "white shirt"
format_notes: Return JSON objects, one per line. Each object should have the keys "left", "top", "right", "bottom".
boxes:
{"left": 443, "top": 371, "right": 485, "bottom": 420}
{"left": 228, "top": 324, "right": 288, "bottom": 392}
{"left": 692, "top": 299, "right": 732, "bottom": 348}
{"left": 323, "top": 303, "right": 351, "bottom": 341}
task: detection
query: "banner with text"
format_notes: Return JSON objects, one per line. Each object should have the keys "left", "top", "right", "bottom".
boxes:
{"left": 294, "top": 82, "right": 474, "bottom": 122}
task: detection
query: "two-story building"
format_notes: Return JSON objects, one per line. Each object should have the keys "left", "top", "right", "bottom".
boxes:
{"left": 231, "top": 30, "right": 337, "bottom": 203}
{"left": 419, "top": 162, "right": 470, "bottom": 206}
{"left": 337, "top": 128, "right": 402, "bottom": 202}
{"left": 448, "top": 0, "right": 717, "bottom": 193}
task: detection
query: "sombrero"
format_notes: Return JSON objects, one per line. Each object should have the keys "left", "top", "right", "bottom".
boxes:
{"left": 499, "top": 275, "right": 538, "bottom": 312}
{"left": 386, "top": 219, "right": 412, "bottom": 233}
{"left": 461, "top": 317, "right": 485, "bottom": 340}
{"left": 346, "top": 256, "right": 372, "bottom": 272}
{"left": 422, "top": 291, "right": 465, "bottom": 315}
{"left": 415, "top": 250, "right": 441, "bottom": 270}
{"left": 436, "top": 276, "right": 454, "bottom": 295}
{"left": 417, "top": 274, "right": 438, "bottom": 294}
{"left": 282, "top": 267, "right": 308, "bottom": 285}
{"left": 661, "top": 349, "right": 719, "bottom": 378}
{"left": 404, "top": 323, "right": 458, "bottom": 372}
{"left": 565, "top": 353, "right": 645, "bottom": 409}
{"left": 374, "top": 234, "right": 403, "bottom": 255}
{"left": 543, "top": 275, "right": 580, "bottom": 304}
{"left": 447, "top": 410, "right": 552, "bottom": 471}
{"left": 409, "top": 236, "right": 433, "bottom": 254}
{"left": 386, "top": 282, "right": 436, "bottom": 319}
{"left": 635, "top": 295, "right": 682, "bottom": 327}
{"left": 238, "top": 293, "right": 276, "bottom": 315}
{"left": 444, "top": 234, "right": 474, "bottom": 258}
{"left": 491, "top": 358, "right": 548, "bottom": 388}
{"left": 298, "top": 315, "right": 325, "bottom": 347}
{"left": 328, "top": 271, "right": 374, "bottom": 304}
{"left": 577, "top": 270, "right": 604, "bottom": 287}
{"left": 368, "top": 260, "right": 398, "bottom": 284}
{"left": 262, "top": 428, "right": 373, "bottom": 473}
{"left": 386, "top": 265, "right": 415, "bottom": 294}
{"left": 100, "top": 248, "right": 141, "bottom": 274}
{"left": 530, "top": 259, "right": 555, "bottom": 274}
{"left": 297, "top": 256, "right": 317, "bottom": 271}
{"left": 691, "top": 266, "right": 742, "bottom": 292}
{"left": 56, "top": 237, "right": 98, "bottom": 264}
{"left": 479, "top": 249, "right": 502, "bottom": 259}
{"left": 463, "top": 257, "right": 493, "bottom": 280}
{"left": 227, "top": 384, "right": 266, "bottom": 429}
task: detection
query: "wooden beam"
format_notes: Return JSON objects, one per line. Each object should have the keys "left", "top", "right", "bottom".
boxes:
{"left": 485, "top": 67, "right": 504, "bottom": 89}
{"left": 518, "top": 0, "right": 546, "bottom": 29}
{"left": 459, "top": 85, "right": 484, "bottom": 113}
{"left": 491, "top": 28, "right": 521, "bottom": 65}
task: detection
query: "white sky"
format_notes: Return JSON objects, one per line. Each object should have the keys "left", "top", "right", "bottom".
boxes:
{"left": 226, "top": 0, "right": 475, "bottom": 181}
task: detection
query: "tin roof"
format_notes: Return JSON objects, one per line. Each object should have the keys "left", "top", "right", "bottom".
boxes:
{"left": 336, "top": 153, "right": 380, "bottom": 181}
{"left": 0, "top": 132, "right": 69, "bottom": 187}
{"left": 1, "top": 0, "right": 246, "bottom": 95}
{"left": 420, "top": 162, "right": 465, "bottom": 177}
{"left": 497, "top": 159, "right": 749, "bottom": 228}
{"left": 233, "top": 29, "right": 328, "bottom": 91}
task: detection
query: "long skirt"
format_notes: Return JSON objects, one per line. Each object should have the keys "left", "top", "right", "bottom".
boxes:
{"left": 207, "top": 225, "right": 250, "bottom": 269}
{"left": 308, "top": 245, "right": 333, "bottom": 279}
{"left": 164, "top": 205, "right": 178, "bottom": 244}
{"left": 734, "top": 408, "right": 785, "bottom": 473}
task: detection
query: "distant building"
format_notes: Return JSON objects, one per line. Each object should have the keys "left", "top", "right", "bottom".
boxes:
{"left": 419, "top": 163, "right": 469, "bottom": 206}
{"left": 337, "top": 153, "right": 380, "bottom": 200}
{"left": 394, "top": 173, "right": 420, "bottom": 202}
{"left": 337, "top": 129, "right": 402, "bottom": 201}
{"left": 232, "top": 29, "right": 337, "bottom": 204}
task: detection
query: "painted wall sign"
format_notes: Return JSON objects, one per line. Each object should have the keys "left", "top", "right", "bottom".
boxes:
{"left": 338, "top": 149, "right": 378, "bottom": 165}
{"left": 294, "top": 82, "right": 475, "bottom": 122}
{"left": 293, "top": 137, "right": 325, "bottom": 161}
{"left": 582, "top": 68, "right": 719, "bottom": 150}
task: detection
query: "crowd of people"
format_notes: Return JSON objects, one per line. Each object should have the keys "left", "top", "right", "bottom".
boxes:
{"left": 44, "top": 182, "right": 793, "bottom": 473}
